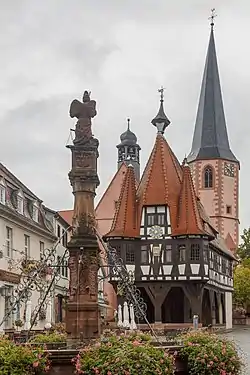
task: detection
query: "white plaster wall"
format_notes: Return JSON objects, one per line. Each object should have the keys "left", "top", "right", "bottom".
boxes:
{"left": 0, "top": 215, "right": 63, "bottom": 330}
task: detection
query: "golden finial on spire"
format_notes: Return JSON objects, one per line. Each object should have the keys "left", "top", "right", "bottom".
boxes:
{"left": 208, "top": 8, "right": 217, "bottom": 29}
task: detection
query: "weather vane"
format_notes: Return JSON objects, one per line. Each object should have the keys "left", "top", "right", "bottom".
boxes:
{"left": 208, "top": 8, "right": 217, "bottom": 29}
{"left": 158, "top": 86, "right": 165, "bottom": 102}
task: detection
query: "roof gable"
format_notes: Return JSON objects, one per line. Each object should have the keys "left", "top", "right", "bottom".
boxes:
{"left": 173, "top": 162, "right": 207, "bottom": 236}
{"left": 105, "top": 165, "right": 138, "bottom": 238}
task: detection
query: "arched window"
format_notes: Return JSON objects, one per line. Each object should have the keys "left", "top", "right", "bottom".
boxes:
{"left": 204, "top": 166, "right": 213, "bottom": 188}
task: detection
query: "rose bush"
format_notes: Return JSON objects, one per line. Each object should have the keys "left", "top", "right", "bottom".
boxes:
{"left": 179, "top": 330, "right": 243, "bottom": 375}
{"left": 0, "top": 336, "right": 50, "bottom": 374}
{"left": 30, "top": 332, "right": 67, "bottom": 343}
{"left": 74, "top": 331, "right": 175, "bottom": 374}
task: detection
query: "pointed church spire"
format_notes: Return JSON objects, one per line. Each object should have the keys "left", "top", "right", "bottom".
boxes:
{"left": 151, "top": 87, "right": 170, "bottom": 134}
{"left": 187, "top": 12, "right": 238, "bottom": 163}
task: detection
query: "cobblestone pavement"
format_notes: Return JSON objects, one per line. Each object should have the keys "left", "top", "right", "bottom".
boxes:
{"left": 224, "top": 327, "right": 250, "bottom": 374}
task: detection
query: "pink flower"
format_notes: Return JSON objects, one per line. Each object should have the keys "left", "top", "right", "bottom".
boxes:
{"left": 33, "top": 361, "right": 39, "bottom": 368}
{"left": 132, "top": 340, "right": 140, "bottom": 346}
{"left": 107, "top": 372, "right": 112, "bottom": 375}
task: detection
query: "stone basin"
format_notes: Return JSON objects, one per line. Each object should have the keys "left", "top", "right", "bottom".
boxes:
{"left": 47, "top": 347, "right": 188, "bottom": 374}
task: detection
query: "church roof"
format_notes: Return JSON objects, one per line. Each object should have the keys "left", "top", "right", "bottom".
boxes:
{"left": 105, "top": 130, "right": 216, "bottom": 240}
{"left": 104, "top": 165, "right": 138, "bottom": 238}
{"left": 187, "top": 25, "right": 238, "bottom": 163}
{"left": 105, "top": 95, "right": 221, "bottom": 242}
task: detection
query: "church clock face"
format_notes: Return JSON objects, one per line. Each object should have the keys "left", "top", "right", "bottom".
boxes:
{"left": 149, "top": 225, "right": 163, "bottom": 239}
{"left": 224, "top": 162, "right": 235, "bottom": 177}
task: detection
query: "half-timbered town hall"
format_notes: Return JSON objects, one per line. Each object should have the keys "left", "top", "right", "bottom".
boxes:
{"left": 60, "top": 23, "right": 238, "bottom": 328}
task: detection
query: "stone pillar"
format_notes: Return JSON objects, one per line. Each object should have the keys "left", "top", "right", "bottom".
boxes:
{"left": 183, "top": 284, "right": 204, "bottom": 324}
{"left": 154, "top": 302, "right": 162, "bottom": 323}
{"left": 225, "top": 291, "right": 232, "bottom": 329}
{"left": 66, "top": 91, "right": 101, "bottom": 340}
{"left": 217, "top": 294, "right": 223, "bottom": 325}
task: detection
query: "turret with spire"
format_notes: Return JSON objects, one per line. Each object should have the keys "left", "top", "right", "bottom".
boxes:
{"left": 187, "top": 10, "right": 239, "bottom": 251}
{"left": 187, "top": 10, "right": 238, "bottom": 163}
{"left": 116, "top": 118, "right": 141, "bottom": 181}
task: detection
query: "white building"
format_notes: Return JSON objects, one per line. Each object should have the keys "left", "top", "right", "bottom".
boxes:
{"left": 0, "top": 163, "right": 69, "bottom": 331}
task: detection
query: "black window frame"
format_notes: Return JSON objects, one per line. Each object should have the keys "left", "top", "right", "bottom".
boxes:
{"left": 190, "top": 244, "right": 200, "bottom": 261}
{"left": 147, "top": 214, "right": 155, "bottom": 226}
{"left": 178, "top": 244, "right": 186, "bottom": 262}
{"left": 222, "top": 259, "right": 226, "bottom": 274}
{"left": 204, "top": 166, "right": 213, "bottom": 188}
{"left": 140, "top": 245, "right": 148, "bottom": 264}
{"left": 157, "top": 214, "right": 165, "bottom": 226}
{"left": 126, "top": 244, "right": 135, "bottom": 264}
{"left": 164, "top": 244, "right": 172, "bottom": 263}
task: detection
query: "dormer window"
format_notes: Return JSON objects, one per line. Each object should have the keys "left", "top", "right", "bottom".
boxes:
{"left": 143, "top": 205, "right": 171, "bottom": 238}
{"left": 17, "top": 192, "right": 24, "bottom": 214}
{"left": 32, "top": 202, "right": 39, "bottom": 222}
{"left": 0, "top": 183, "right": 6, "bottom": 205}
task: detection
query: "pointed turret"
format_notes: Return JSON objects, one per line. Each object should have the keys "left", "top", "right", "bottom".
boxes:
{"left": 117, "top": 119, "right": 141, "bottom": 181}
{"left": 151, "top": 87, "right": 170, "bottom": 134}
{"left": 173, "top": 159, "right": 210, "bottom": 237}
{"left": 104, "top": 164, "right": 138, "bottom": 238}
{"left": 187, "top": 22, "right": 238, "bottom": 163}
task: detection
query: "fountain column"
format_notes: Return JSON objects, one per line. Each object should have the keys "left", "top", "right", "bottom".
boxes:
{"left": 65, "top": 91, "right": 100, "bottom": 339}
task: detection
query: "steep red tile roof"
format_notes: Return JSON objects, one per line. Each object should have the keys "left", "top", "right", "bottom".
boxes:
{"left": 173, "top": 162, "right": 207, "bottom": 236}
{"left": 225, "top": 233, "right": 236, "bottom": 252}
{"left": 137, "top": 134, "right": 182, "bottom": 229}
{"left": 58, "top": 210, "right": 73, "bottom": 226}
{"left": 105, "top": 165, "right": 138, "bottom": 238}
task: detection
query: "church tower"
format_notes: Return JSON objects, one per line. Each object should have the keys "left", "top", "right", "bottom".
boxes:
{"left": 117, "top": 119, "right": 141, "bottom": 181}
{"left": 187, "top": 16, "right": 239, "bottom": 251}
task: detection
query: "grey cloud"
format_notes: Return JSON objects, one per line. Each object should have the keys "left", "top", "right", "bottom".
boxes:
{"left": 0, "top": 0, "right": 249, "bottom": 232}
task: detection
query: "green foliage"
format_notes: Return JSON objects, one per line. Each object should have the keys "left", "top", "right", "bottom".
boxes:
{"left": 74, "top": 331, "right": 175, "bottom": 374}
{"left": 50, "top": 322, "right": 66, "bottom": 334}
{"left": 237, "top": 227, "right": 250, "bottom": 260}
{"left": 179, "top": 330, "right": 243, "bottom": 375}
{"left": 0, "top": 336, "right": 50, "bottom": 374}
{"left": 30, "top": 332, "right": 67, "bottom": 343}
{"left": 234, "top": 265, "right": 250, "bottom": 307}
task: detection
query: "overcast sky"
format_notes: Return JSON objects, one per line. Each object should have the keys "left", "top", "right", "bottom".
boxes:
{"left": 0, "top": 0, "right": 249, "bottom": 233}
